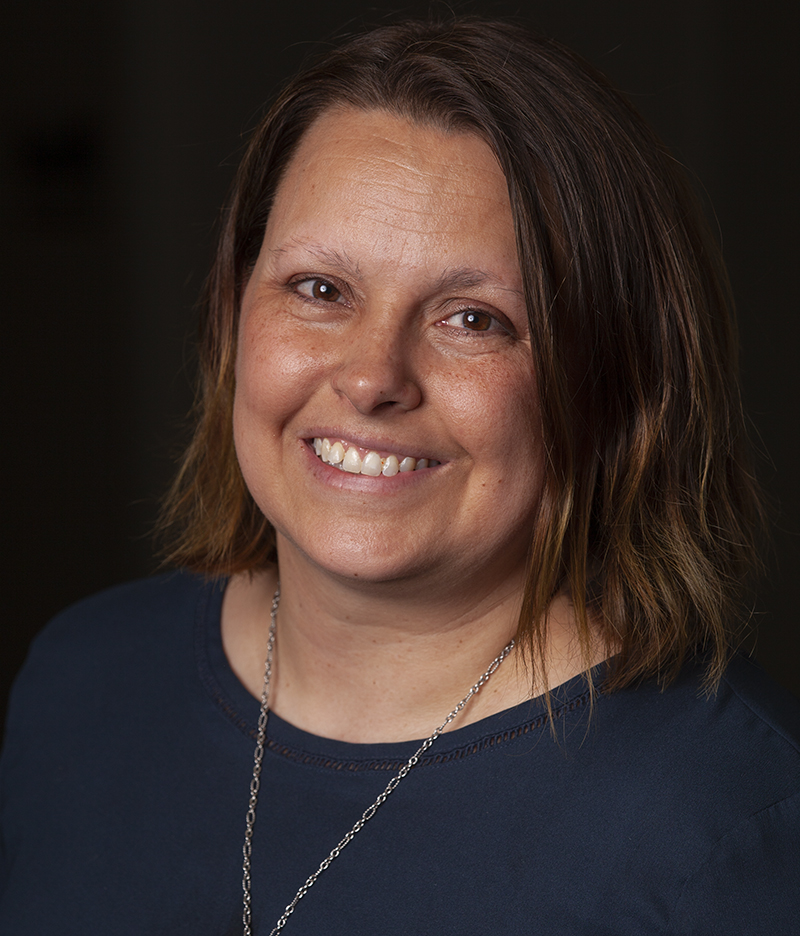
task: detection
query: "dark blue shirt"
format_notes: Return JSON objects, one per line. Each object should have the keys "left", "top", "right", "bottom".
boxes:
{"left": 2, "top": 572, "right": 799, "bottom": 934}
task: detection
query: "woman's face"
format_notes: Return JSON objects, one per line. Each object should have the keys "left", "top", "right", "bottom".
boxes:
{"left": 234, "top": 108, "right": 544, "bottom": 593}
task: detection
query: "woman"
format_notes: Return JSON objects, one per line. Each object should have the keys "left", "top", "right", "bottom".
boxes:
{"left": 2, "top": 17, "right": 798, "bottom": 936}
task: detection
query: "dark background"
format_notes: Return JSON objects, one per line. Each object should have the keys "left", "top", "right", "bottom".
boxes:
{"left": 2, "top": 0, "right": 798, "bottom": 733}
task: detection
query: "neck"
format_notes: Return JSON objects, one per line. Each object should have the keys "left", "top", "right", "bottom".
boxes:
{"left": 221, "top": 543, "right": 593, "bottom": 744}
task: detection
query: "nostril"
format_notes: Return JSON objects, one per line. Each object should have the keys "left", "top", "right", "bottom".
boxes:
{"left": 331, "top": 359, "right": 422, "bottom": 414}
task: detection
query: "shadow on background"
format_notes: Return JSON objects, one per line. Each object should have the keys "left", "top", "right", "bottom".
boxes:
{"left": 2, "top": 0, "right": 798, "bottom": 738}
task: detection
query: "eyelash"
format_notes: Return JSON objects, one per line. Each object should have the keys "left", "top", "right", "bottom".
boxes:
{"left": 290, "top": 276, "right": 513, "bottom": 339}
{"left": 292, "top": 277, "right": 345, "bottom": 304}
{"left": 439, "top": 308, "right": 510, "bottom": 337}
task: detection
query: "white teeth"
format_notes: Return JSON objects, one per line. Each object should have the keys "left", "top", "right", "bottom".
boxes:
{"left": 342, "top": 447, "right": 362, "bottom": 473}
{"left": 312, "top": 438, "right": 436, "bottom": 477}
{"left": 361, "top": 451, "right": 383, "bottom": 476}
{"left": 382, "top": 455, "right": 399, "bottom": 477}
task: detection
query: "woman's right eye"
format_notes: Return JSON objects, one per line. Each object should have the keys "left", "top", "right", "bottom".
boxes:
{"left": 294, "top": 278, "right": 342, "bottom": 302}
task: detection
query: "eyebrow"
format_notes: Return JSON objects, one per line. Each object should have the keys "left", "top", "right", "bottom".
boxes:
{"left": 433, "top": 267, "right": 499, "bottom": 292}
{"left": 271, "top": 243, "right": 522, "bottom": 298}
{"left": 270, "top": 242, "right": 362, "bottom": 280}
{"left": 433, "top": 267, "right": 526, "bottom": 303}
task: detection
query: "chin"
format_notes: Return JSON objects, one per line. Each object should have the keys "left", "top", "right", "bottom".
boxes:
{"left": 277, "top": 526, "right": 437, "bottom": 588}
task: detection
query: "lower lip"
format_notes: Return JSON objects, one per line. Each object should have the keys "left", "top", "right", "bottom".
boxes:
{"left": 302, "top": 440, "right": 442, "bottom": 491}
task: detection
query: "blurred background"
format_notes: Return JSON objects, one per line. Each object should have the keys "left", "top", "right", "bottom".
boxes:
{"left": 2, "top": 0, "right": 798, "bottom": 735}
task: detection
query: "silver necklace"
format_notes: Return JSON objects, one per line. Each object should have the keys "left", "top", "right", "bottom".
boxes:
{"left": 241, "top": 584, "right": 515, "bottom": 936}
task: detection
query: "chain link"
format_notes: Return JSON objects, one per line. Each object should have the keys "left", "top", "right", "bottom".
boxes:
{"left": 242, "top": 586, "right": 279, "bottom": 936}
{"left": 242, "top": 583, "right": 514, "bottom": 935}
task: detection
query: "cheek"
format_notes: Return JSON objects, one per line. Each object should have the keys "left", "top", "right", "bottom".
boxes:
{"left": 234, "top": 312, "right": 327, "bottom": 424}
{"left": 432, "top": 357, "right": 541, "bottom": 462}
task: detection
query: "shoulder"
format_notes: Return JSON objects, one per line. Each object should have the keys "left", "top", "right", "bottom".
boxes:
{"left": 558, "top": 655, "right": 800, "bottom": 830}
{"left": 1, "top": 570, "right": 227, "bottom": 787}
{"left": 611, "top": 654, "right": 799, "bottom": 810}
{"left": 19, "top": 570, "right": 218, "bottom": 673}
{"left": 667, "top": 786, "right": 800, "bottom": 935}
{"left": 597, "top": 653, "right": 800, "bottom": 767}
{"left": 593, "top": 656, "right": 800, "bottom": 933}
{"left": 4, "top": 571, "right": 224, "bottom": 736}
{"left": 0, "top": 572, "right": 233, "bottom": 929}
{"left": 719, "top": 653, "right": 800, "bottom": 751}
{"left": 30, "top": 569, "right": 215, "bottom": 645}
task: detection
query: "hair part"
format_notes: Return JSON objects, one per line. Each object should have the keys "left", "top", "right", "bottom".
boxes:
{"left": 159, "top": 16, "right": 766, "bottom": 695}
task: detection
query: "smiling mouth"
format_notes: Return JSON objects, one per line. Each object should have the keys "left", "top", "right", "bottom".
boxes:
{"left": 312, "top": 437, "right": 440, "bottom": 476}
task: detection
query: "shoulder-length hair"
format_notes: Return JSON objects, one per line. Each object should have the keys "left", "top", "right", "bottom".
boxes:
{"left": 160, "top": 17, "right": 764, "bottom": 692}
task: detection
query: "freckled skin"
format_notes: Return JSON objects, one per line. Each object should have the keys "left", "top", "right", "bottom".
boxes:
{"left": 234, "top": 108, "right": 543, "bottom": 599}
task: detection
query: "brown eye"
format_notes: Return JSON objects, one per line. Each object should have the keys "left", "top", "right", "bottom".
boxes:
{"left": 439, "top": 307, "right": 511, "bottom": 339}
{"left": 461, "top": 310, "right": 492, "bottom": 331}
{"left": 295, "top": 278, "right": 342, "bottom": 302}
{"left": 311, "top": 279, "right": 340, "bottom": 301}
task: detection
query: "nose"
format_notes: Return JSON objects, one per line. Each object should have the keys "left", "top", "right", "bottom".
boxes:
{"left": 330, "top": 319, "right": 422, "bottom": 415}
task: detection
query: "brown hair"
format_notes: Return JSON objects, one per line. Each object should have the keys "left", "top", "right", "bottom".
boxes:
{"left": 160, "top": 17, "right": 765, "bottom": 692}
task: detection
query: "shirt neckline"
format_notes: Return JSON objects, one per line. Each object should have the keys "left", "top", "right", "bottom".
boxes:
{"left": 194, "top": 573, "right": 599, "bottom": 770}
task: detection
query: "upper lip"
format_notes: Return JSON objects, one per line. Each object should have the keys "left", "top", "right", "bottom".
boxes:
{"left": 304, "top": 431, "right": 443, "bottom": 462}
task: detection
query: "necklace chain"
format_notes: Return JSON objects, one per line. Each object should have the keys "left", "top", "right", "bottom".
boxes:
{"left": 241, "top": 584, "right": 515, "bottom": 936}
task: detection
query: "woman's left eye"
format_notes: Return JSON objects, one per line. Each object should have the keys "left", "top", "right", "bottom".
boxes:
{"left": 441, "top": 309, "right": 507, "bottom": 335}
{"left": 294, "top": 278, "right": 342, "bottom": 302}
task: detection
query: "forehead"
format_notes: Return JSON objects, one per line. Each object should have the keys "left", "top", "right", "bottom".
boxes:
{"left": 263, "top": 107, "right": 520, "bottom": 286}
{"left": 282, "top": 106, "right": 500, "bottom": 187}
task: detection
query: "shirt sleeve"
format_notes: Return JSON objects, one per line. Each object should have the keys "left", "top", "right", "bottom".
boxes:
{"left": 668, "top": 790, "right": 800, "bottom": 936}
